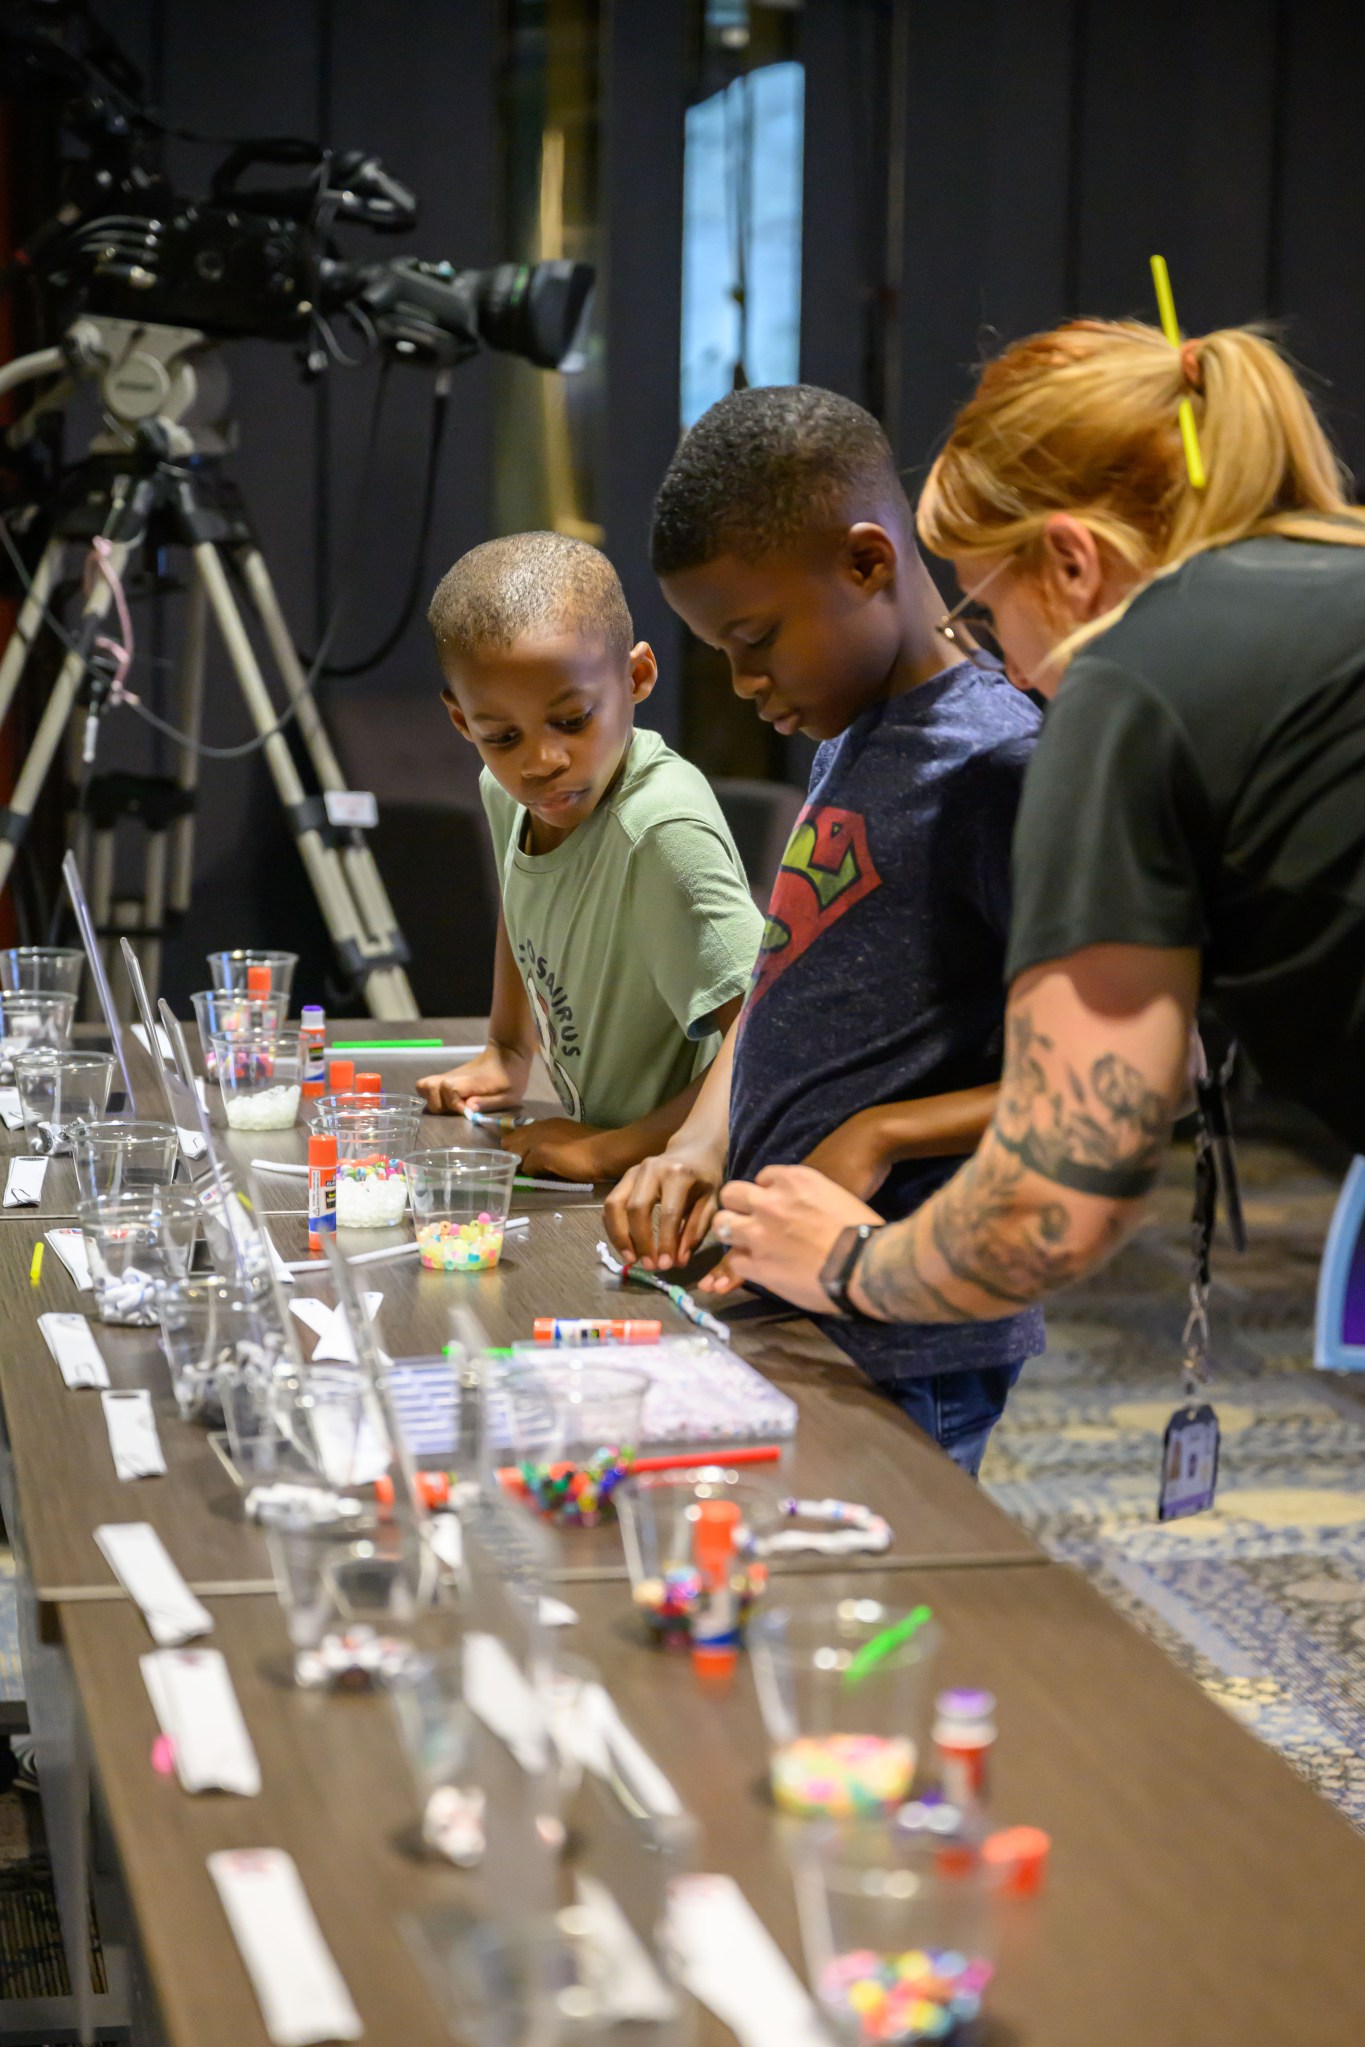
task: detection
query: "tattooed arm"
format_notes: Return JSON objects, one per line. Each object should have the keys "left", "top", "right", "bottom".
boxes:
{"left": 712, "top": 946, "right": 1198, "bottom": 1321}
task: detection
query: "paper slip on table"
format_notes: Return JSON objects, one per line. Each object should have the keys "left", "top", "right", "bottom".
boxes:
{"left": 0, "top": 1207, "right": 1041, "bottom": 1620}
{"left": 58, "top": 1565, "right": 1365, "bottom": 2047}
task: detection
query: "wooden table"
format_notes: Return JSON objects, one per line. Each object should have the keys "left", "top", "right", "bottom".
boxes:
{"left": 60, "top": 1566, "right": 1365, "bottom": 2047}
{"left": 0, "top": 1197, "right": 1041, "bottom": 1619}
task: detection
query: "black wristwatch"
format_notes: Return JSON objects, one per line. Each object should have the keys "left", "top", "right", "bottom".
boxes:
{"left": 819, "top": 1222, "right": 883, "bottom": 1321}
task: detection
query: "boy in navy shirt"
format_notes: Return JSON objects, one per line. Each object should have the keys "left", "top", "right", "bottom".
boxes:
{"left": 604, "top": 386, "right": 1043, "bottom": 1472}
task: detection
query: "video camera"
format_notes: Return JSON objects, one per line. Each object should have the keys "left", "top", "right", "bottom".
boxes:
{"left": 1, "top": 0, "right": 594, "bottom": 373}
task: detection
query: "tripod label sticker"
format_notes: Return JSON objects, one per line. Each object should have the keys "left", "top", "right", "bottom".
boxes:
{"left": 323, "top": 790, "right": 378, "bottom": 830}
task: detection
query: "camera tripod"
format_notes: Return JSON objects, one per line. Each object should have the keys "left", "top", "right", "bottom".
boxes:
{"left": 0, "top": 316, "right": 417, "bottom": 1015}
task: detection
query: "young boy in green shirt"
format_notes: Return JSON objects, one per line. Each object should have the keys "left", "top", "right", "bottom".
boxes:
{"left": 418, "top": 530, "right": 763, "bottom": 1183}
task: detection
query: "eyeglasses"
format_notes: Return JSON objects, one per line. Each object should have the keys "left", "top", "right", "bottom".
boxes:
{"left": 934, "top": 560, "right": 1010, "bottom": 664}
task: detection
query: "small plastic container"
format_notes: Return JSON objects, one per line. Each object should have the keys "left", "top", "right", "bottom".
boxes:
{"left": 750, "top": 1597, "right": 940, "bottom": 1820}
{"left": 618, "top": 1468, "right": 775, "bottom": 1647}
{"left": 78, "top": 1187, "right": 201, "bottom": 1326}
{"left": 206, "top": 949, "right": 298, "bottom": 1002}
{"left": 0, "top": 946, "right": 85, "bottom": 997}
{"left": 13, "top": 1049, "right": 114, "bottom": 1154}
{"left": 307, "top": 1102, "right": 424, "bottom": 1228}
{"left": 0, "top": 989, "right": 77, "bottom": 1077}
{"left": 70, "top": 1119, "right": 181, "bottom": 1201}
{"left": 402, "top": 1147, "right": 517, "bottom": 1271}
{"left": 156, "top": 1271, "right": 275, "bottom": 1423}
{"left": 501, "top": 1361, "right": 648, "bottom": 1526}
{"left": 212, "top": 1028, "right": 304, "bottom": 1131}
{"left": 791, "top": 1821, "right": 995, "bottom": 2046}
{"left": 386, "top": 1648, "right": 484, "bottom": 1865}
{"left": 190, "top": 988, "right": 286, "bottom": 1078}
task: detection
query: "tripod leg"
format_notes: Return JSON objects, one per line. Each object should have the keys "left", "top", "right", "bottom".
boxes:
{"left": 235, "top": 546, "right": 416, "bottom": 1010}
{"left": 0, "top": 546, "right": 127, "bottom": 904}
{"left": 191, "top": 543, "right": 417, "bottom": 1018}
{"left": 167, "top": 573, "right": 207, "bottom": 920}
{"left": 0, "top": 536, "right": 64, "bottom": 732}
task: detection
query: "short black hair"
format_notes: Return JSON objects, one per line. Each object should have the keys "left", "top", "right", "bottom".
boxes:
{"left": 650, "top": 385, "right": 910, "bottom": 575}
{"left": 428, "top": 531, "right": 633, "bottom": 669}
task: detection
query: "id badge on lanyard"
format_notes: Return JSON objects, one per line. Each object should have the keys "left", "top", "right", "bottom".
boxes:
{"left": 1157, "top": 1040, "right": 1242, "bottom": 1522}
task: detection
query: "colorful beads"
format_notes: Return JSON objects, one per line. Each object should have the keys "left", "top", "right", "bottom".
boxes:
{"left": 632, "top": 1558, "right": 768, "bottom": 1647}
{"left": 335, "top": 1154, "right": 408, "bottom": 1228}
{"left": 819, "top": 1947, "right": 994, "bottom": 2042}
{"left": 417, "top": 1212, "right": 505, "bottom": 1271}
{"left": 770, "top": 1733, "right": 916, "bottom": 1818}
{"left": 518, "top": 1446, "right": 633, "bottom": 1526}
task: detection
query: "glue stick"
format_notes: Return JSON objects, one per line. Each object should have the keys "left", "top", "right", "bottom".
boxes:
{"left": 307, "top": 1133, "right": 338, "bottom": 1251}
{"left": 690, "top": 1498, "right": 741, "bottom": 1677}
{"left": 300, "top": 1005, "right": 326, "bottom": 1097}
{"left": 328, "top": 1057, "right": 355, "bottom": 1095}
{"left": 355, "top": 1071, "right": 382, "bottom": 1095}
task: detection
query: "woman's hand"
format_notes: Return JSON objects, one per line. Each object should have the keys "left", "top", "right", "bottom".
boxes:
{"left": 602, "top": 1137, "right": 728, "bottom": 1270}
{"left": 712, "top": 1165, "right": 883, "bottom": 1313}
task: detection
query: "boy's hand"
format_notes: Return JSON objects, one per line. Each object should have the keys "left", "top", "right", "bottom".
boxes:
{"left": 603, "top": 1138, "right": 727, "bottom": 1272}
{"left": 507, "top": 1118, "right": 611, "bottom": 1184}
{"left": 417, "top": 1045, "right": 530, "bottom": 1115}
{"left": 803, "top": 1109, "right": 894, "bottom": 1201}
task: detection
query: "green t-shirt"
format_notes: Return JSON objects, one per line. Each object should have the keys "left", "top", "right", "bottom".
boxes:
{"left": 481, "top": 729, "right": 763, "bottom": 1127}
{"left": 1007, "top": 535, "right": 1365, "bottom": 1148}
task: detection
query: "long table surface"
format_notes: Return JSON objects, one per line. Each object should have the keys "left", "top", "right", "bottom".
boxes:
{"left": 61, "top": 1566, "right": 1365, "bottom": 2047}
{"left": 0, "top": 1197, "right": 1042, "bottom": 1609}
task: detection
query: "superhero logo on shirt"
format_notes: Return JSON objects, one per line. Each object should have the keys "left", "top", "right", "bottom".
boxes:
{"left": 745, "top": 803, "right": 882, "bottom": 1014}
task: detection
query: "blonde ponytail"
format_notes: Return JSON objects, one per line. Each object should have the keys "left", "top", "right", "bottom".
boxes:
{"left": 918, "top": 320, "right": 1365, "bottom": 605}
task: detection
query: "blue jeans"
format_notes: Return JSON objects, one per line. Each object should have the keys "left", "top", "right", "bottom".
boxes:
{"left": 885, "top": 1364, "right": 1022, "bottom": 1477}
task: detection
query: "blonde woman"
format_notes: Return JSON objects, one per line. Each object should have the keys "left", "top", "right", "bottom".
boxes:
{"left": 710, "top": 318, "right": 1365, "bottom": 1324}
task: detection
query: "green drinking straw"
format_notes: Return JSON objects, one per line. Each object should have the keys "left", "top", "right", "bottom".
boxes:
{"left": 842, "top": 1605, "right": 933, "bottom": 1688}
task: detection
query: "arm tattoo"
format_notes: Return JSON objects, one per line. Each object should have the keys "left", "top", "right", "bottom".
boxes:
{"left": 852, "top": 999, "right": 1175, "bottom": 1325}
{"left": 993, "top": 1012, "right": 1168, "bottom": 1198}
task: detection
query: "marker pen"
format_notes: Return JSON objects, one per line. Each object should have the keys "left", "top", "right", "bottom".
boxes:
{"left": 533, "top": 1317, "right": 663, "bottom": 1344}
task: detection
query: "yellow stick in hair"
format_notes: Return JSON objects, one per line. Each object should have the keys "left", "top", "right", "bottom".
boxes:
{"left": 1149, "top": 254, "right": 1206, "bottom": 490}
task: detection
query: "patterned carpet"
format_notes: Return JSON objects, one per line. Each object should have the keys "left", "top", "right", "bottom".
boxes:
{"left": 982, "top": 1135, "right": 1365, "bottom": 1825}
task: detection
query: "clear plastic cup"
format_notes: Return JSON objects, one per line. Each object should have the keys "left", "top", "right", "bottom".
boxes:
{"left": 262, "top": 1509, "right": 434, "bottom": 1680}
{"left": 305, "top": 1102, "right": 425, "bottom": 1228}
{"left": 0, "top": 947, "right": 84, "bottom": 997}
{"left": 790, "top": 1822, "right": 995, "bottom": 2047}
{"left": 618, "top": 1469, "right": 777, "bottom": 1646}
{"left": 402, "top": 1147, "right": 517, "bottom": 1270}
{"left": 14, "top": 1049, "right": 114, "bottom": 1154}
{"left": 206, "top": 949, "right": 298, "bottom": 1002}
{"left": 502, "top": 1362, "right": 648, "bottom": 1526}
{"left": 78, "top": 1187, "right": 202, "bottom": 1326}
{"left": 212, "top": 1028, "right": 303, "bottom": 1131}
{"left": 191, "top": 989, "right": 286, "bottom": 1078}
{"left": 750, "top": 1597, "right": 940, "bottom": 1819}
{"left": 386, "top": 1648, "right": 484, "bottom": 1866}
{"left": 0, "top": 989, "right": 76, "bottom": 1077}
{"left": 70, "top": 1118, "right": 181, "bottom": 1201}
{"left": 157, "top": 1271, "right": 279, "bottom": 1423}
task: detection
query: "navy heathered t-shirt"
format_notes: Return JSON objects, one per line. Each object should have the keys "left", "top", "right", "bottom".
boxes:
{"left": 728, "top": 660, "right": 1047, "bottom": 1383}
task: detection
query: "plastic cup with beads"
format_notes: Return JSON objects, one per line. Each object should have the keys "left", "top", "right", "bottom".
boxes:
{"left": 502, "top": 1361, "right": 648, "bottom": 1526}
{"left": 618, "top": 1468, "right": 778, "bottom": 1647}
{"left": 402, "top": 1147, "right": 517, "bottom": 1271}
{"left": 789, "top": 1820, "right": 995, "bottom": 2045}
{"left": 211, "top": 1028, "right": 304, "bottom": 1131}
{"left": 191, "top": 988, "right": 285, "bottom": 1079}
{"left": 750, "top": 1597, "right": 941, "bottom": 1821}
{"left": 306, "top": 1101, "right": 425, "bottom": 1228}
{"left": 78, "top": 1188, "right": 202, "bottom": 1326}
